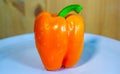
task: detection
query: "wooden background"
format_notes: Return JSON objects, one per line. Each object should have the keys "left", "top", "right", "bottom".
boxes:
{"left": 0, "top": 0, "right": 120, "bottom": 40}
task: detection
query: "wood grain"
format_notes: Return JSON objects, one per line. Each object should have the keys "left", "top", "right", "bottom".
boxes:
{"left": 0, "top": 0, "right": 120, "bottom": 40}
{"left": 0, "top": 0, "right": 25, "bottom": 38}
{"left": 0, "top": 0, "right": 45, "bottom": 38}
{"left": 46, "top": 0, "right": 120, "bottom": 40}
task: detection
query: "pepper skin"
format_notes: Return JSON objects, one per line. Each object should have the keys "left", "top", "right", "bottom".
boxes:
{"left": 34, "top": 4, "right": 84, "bottom": 70}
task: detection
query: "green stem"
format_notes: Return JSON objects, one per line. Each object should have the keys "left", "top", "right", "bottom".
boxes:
{"left": 58, "top": 4, "right": 83, "bottom": 18}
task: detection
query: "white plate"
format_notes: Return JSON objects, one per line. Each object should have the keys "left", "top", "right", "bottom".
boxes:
{"left": 0, "top": 33, "right": 120, "bottom": 74}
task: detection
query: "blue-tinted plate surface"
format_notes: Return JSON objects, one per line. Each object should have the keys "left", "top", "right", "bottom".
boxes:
{"left": 0, "top": 33, "right": 120, "bottom": 74}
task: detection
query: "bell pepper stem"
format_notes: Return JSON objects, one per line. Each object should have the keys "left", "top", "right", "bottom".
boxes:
{"left": 58, "top": 4, "right": 83, "bottom": 18}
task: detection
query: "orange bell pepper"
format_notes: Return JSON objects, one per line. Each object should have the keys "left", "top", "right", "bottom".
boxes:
{"left": 34, "top": 4, "right": 84, "bottom": 70}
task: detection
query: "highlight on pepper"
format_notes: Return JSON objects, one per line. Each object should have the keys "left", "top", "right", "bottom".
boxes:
{"left": 34, "top": 4, "right": 84, "bottom": 70}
